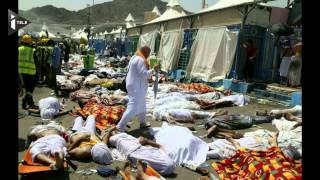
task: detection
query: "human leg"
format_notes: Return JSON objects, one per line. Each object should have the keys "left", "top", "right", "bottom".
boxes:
{"left": 116, "top": 103, "right": 137, "bottom": 131}
{"left": 35, "top": 153, "right": 56, "bottom": 168}
{"left": 21, "top": 74, "right": 36, "bottom": 108}
{"left": 72, "top": 116, "right": 85, "bottom": 132}
{"left": 83, "top": 115, "right": 96, "bottom": 134}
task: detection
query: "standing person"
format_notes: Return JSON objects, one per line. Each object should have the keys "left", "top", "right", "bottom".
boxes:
{"left": 116, "top": 46, "right": 158, "bottom": 132}
{"left": 49, "top": 41, "right": 62, "bottom": 95}
{"left": 279, "top": 39, "right": 293, "bottom": 85}
{"left": 241, "top": 40, "right": 258, "bottom": 82}
{"left": 287, "top": 42, "right": 302, "bottom": 87}
{"left": 58, "top": 42, "right": 65, "bottom": 75}
{"left": 63, "top": 39, "right": 71, "bottom": 71}
{"left": 18, "top": 35, "right": 38, "bottom": 109}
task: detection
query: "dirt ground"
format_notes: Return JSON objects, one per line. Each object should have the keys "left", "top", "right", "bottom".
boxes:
{"left": 18, "top": 86, "right": 286, "bottom": 180}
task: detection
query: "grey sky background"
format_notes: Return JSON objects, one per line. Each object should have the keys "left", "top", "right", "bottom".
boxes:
{"left": 19, "top": 0, "right": 289, "bottom": 13}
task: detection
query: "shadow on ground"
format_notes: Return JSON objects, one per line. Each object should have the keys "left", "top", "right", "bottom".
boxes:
{"left": 20, "top": 171, "right": 70, "bottom": 180}
{"left": 19, "top": 138, "right": 26, "bottom": 152}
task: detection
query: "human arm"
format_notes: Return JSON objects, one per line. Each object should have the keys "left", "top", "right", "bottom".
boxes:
{"left": 68, "top": 133, "right": 91, "bottom": 151}
{"left": 138, "top": 136, "right": 161, "bottom": 148}
{"left": 241, "top": 42, "right": 248, "bottom": 49}
{"left": 102, "top": 126, "right": 117, "bottom": 145}
{"left": 136, "top": 57, "right": 154, "bottom": 79}
{"left": 225, "top": 136, "right": 241, "bottom": 150}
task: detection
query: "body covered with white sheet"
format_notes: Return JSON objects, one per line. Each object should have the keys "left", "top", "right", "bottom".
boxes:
{"left": 150, "top": 122, "right": 209, "bottom": 167}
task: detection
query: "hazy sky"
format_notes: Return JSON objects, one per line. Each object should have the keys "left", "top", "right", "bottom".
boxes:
{"left": 19, "top": 0, "right": 290, "bottom": 12}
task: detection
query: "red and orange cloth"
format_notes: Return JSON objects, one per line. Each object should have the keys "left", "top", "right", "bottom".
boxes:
{"left": 177, "top": 83, "right": 215, "bottom": 94}
{"left": 76, "top": 99, "right": 125, "bottom": 131}
{"left": 212, "top": 146, "right": 302, "bottom": 180}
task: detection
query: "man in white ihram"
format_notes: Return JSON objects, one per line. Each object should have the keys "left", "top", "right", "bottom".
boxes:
{"left": 116, "top": 46, "right": 158, "bottom": 132}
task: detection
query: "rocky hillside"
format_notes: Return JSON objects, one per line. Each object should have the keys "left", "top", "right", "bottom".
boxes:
{"left": 19, "top": 0, "right": 167, "bottom": 25}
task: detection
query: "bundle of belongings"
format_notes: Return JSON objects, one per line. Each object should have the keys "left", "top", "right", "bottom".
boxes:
{"left": 70, "top": 90, "right": 98, "bottom": 102}
{"left": 70, "top": 88, "right": 128, "bottom": 106}
{"left": 56, "top": 75, "right": 84, "bottom": 92}
{"left": 75, "top": 99, "right": 125, "bottom": 131}
{"left": 96, "top": 67, "right": 126, "bottom": 79}
{"left": 83, "top": 74, "right": 123, "bottom": 90}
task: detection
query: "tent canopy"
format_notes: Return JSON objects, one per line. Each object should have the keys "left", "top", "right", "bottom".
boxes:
{"left": 167, "top": 0, "right": 180, "bottom": 7}
{"left": 145, "top": 0, "right": 186, "bottom": 25}
{"left": 125, "top": 13, "right": 135, "bottom": 22}
{"left": 200, "top": 0, "right": 283, "bottom": 14}
{"left": 200, "top": 0, "right": 255, "bottom": 13}
{"left": 152, "top": 6, "right": 161, "bottom": 16}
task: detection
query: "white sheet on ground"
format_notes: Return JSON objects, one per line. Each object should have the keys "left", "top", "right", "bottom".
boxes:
{"left": 150, "top": 122, "right": 209, "bottom": 167}
{"left": 186, "top": 27, "right": 238, "bottom": 82}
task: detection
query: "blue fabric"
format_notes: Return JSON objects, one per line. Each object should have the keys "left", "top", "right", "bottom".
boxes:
{"left": 96, "top": 166, "right": 117, "bottom": 177}
{"left": 182, "top": 30, "right": 193, "bottom": 50}
{"left": 51, "top": 46, "right": 61, "bottom": 69}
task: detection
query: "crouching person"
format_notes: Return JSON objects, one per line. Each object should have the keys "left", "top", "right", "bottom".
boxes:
{"left": 102, "top": 126, "right": 175, "bottom": 175}
{"left": 27, "top": 122, "right": 67, "bottom": 170}
{"left": 67, "top": 115, "right": 113, "bottom": 165}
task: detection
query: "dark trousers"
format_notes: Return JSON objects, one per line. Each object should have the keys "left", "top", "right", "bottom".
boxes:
{"left": 21, "top": 74, "right": 36, "bottom": 105}
{"left": 47, "top": 67, "right": 58, "bottom": 91}
{"left": 243, "top": 60, "right": 255, "bottom": 81}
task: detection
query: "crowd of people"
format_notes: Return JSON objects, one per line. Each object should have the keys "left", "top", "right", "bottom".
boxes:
{"left": 19, "top": 36, "right": 302, "bottom": 179}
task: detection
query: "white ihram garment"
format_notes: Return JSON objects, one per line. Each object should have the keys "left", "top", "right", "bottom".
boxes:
{"left": 30, "top": 134, "right": 67, "bottom": 162}
{"left": 116, "top": 55, "right": 152, "bottom": 130}
{"left": 39, "top": 97, "right": 61, "bottom": 120}
{"left": 109, "top": 132, "right": 175, "bottom": 175}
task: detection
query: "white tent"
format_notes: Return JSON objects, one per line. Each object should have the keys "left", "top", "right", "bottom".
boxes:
{"left": 152, "top": 6, "right": 161, "bottom": 16}
{"left": 38, "top": 30, "right": 56, "bottom": 38}
{"left": 167, "top": 0, "right": 180, "bottom": 7}
{"left": 200, "top": 0, "right": 284, "bottom": 13}
{"left": 125, "top": 13, "right": 136, "bottom": 28}
{"left": 126, "top": 22, "right": 136, "bottom": 29}
{"left": 259, "top": 0, "right": 293, "bottom": 8}
{"left": 71, "top": 30, "right": 88, "bottom": 40}
{"left": 145, "top": 0, "right": 186, "bottom": 24}
{"left": 103, "top": 30, "right": 109, "bottom": 35}
{"left": 125, "top": 13, "right": 135, "bottom": 22}
{"left": 186, "top": 27, "right": 239, "bottom": 82}
{"left": 200, "top": 0, "right": 254, "bottom": 13}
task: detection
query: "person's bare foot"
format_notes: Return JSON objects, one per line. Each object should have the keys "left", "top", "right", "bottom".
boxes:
{"left": 215, "top": 110, "right": 228, "bottom": 116}
{"left": 199, "top": 176, "right": 211, "bottom": 180}
{"left": 284, "top": 112, "right": 294, "bottom": 121}
{"left": 255, "top": 110, "right": 268, "bottom": 116}
{"left": 53, "top": 152, "right": 63, "bottom": 170}
{"left": 268, "top": 132, "right": 279, "bottom": 147}
{"left": 136, "top": 160, "right": 147, "bottom": 180}
{"left": 196, "top": 167, "right": 209, "bottom": 176}
{"left": 207, "top": 125, "right": 217, "bottom": 137}
{"left": 226, "top": 136, "right": 241, "bottom": 149}
{"left": 123, "top": 161, "right": 134, "bottom": 179}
